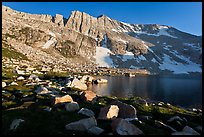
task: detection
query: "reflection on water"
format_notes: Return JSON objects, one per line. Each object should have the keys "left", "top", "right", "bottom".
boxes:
{"left": 88, "top": 75, "right": 202, "bottom": 107}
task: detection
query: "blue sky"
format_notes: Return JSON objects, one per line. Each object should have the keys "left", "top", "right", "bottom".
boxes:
{"left": 2, "top": 2, "right": 202, "bottom": 36}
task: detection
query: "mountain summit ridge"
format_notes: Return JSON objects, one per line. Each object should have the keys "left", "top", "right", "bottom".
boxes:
{"left": 2, "top": 5, "right": 202, "bottom": 74}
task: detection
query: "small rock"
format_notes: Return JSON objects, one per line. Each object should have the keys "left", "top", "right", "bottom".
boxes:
{"left": 10, "top": 82, "right": 18, "bottom": 86}
{"left": 138, "top": 120, "right": 143, "bottom": 124}
{"left": 65, "top": 101, "right": 80, "bottom": 112}
{"left": 192, "top": 108, "right": 197, "bottom": 112}
{"left": 10, "top": 119, "right": 25, "bottom": 130}
{"left": 88, "top": 126, "right": 104, "bottom": 135}
{"left": 78, "top": 108, "right": 95, "bottom": 117}
{"left": 158, "top": 102, "right": 164, "bottom": 106}
{"left": 2, "top": 82, "right": 7, "bottom": 88}
{"left": 65, "top": 117, "right": 97, "bottom": 132}
{"left": 98, "top": 105, "right": 119, "bottom": 120}
{"left": 17, "top": 76, "right": 25, "bottom": 80}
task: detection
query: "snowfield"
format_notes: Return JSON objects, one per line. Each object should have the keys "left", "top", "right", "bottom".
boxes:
{"left": 159, "top": 54, "right": 202, "bottom": 74}
{"left": 96, "top": 46, "right": 115, "bottom": 68}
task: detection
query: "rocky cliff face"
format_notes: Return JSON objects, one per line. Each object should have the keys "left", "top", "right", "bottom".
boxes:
{"left": 2, "top": 5, "right": 202, "bottom": 74}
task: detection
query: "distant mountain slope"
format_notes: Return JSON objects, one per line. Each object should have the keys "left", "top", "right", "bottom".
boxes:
{"left": 2, "top": 5, "right": 202, "bottom": 74}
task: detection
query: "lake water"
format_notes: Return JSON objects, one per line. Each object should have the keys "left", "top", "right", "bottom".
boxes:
{"left": 87, "top": 75, "right": 202, "bottom": 107}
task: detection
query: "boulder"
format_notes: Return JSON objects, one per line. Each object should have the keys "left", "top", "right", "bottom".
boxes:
{"left": 78, "top": 108, "right": 95, "bottom": 117}
{"left": 88, "top": 126, "right": 104, "bottom": 135}
{"left": 172, "top": 126, "right": 200, "bottom": 135}
{"left": 52, "top": 95, "right": 73, "bottom": 105}
{"left": 80, "top": 90, "right": 97, "bottom": 103}
{"left": 111, "top": 100, "right": 137, "bottom": 118}
{"left": 17, "top": 76, "right": 25, "bottom": 80}
{"left": 111, "top": 118, "right": 143, "bottom": 135}
{"left": 65, "top": 101, "right": 80, "bottom": 112}
{"left": 98, "top": 105, "right": 119, "bottom": 120}
{"left": 68, "top": 77, "right": 87, "bottom": 90}
{"left": 65, "top": 117, "right": 97, "bottom": 132}
{"left": 167, "top": 116, "right": 186, "bottom": 131}
{"left": 10, "top": 119, "right": 25, "bottom": 130}
{"left": 2, "top": 82, "right": 7, "bottom": 88}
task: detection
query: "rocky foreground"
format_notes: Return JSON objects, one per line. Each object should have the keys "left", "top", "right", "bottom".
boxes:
{"left": 2, "top": 60, "right": 202, "bottom": 135}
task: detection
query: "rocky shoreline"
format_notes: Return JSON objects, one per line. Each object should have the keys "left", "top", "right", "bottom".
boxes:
{"left": 2, "top": 61, "right": 202, "bottom": 135}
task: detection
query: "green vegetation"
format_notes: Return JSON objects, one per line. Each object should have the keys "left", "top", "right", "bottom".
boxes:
{"left": 40, "top": 71, "right": 71, "bottom": 79}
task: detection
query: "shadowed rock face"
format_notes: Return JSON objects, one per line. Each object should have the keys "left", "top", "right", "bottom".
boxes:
{"left": 2, "top": 5, "right": 202, "bottom": 74}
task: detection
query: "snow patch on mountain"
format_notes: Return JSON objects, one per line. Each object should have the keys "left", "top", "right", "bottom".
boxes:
{"left": 135, "top": 30, "right": 177, "bottom": 38}
{"left": 183, "top": 43, "right": 202, "bottom": 52}
{"left": 159, "top": 54, "right": 202, "bottom": 74}
{"left": 96, "top": 46, "right": 115, "bottom": 68}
